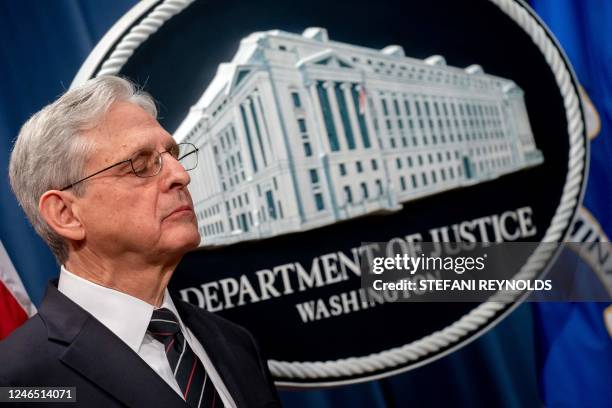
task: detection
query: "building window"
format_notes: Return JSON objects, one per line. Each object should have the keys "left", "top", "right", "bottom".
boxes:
{"left": 400, "top": 176, "right": 406, "bottom": 191}
{"left": 314, "top": 193, "right": 325, "bottom": 211}
{"left": 291, "top": 91, "right": 302, "bottom": 108}
{"left": 309, "top": 169, "right": 319, "bottom": 184}
{"left": 404, "top": 100, "right": 412, "bottom": 116}
{"left": 376, "top": 179, "right": 383, "bottom": 195}
{"left": 266, "top": 190, "right": 277, "bottom": 220}
{"left": 371, "top": 159, "right": 378, "bottom": 171}
{"left": 382, "top": 99, "right": 389, "bottom": 116}
{"left": 396, "top": 158, "right": 402, "bottom": 169}
{"left": 240, "top": 213, "right": 249, "bottom": 232}
{"left": 298, "top": 118, "right": 307, "bottom": 133}
{"left": 356, "top": 161, "right": 363, "bottom": 173}
{"left": 393, "top": 99, "right": 401, "bottom": 116}
{"left": 344, "top": 186, "right": 353, "bottom": 204}
{"left": 360, "top": 182, "right": 369, "bottom": 199}
{"left": 303, "top": 142, "right": 312, "bottom": 157}
{"left": 339, "top": 163, "right": 347, "bottom": 176}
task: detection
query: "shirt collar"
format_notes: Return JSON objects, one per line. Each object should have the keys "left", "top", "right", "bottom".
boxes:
{"left": 58, "top": 265, "right": 178, "bottom": 353}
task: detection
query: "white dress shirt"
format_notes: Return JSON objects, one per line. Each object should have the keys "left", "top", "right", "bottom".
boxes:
{"left": 58, "top": 265, "right": 236, "bottom": 408}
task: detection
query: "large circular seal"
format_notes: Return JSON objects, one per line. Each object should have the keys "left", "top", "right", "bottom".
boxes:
{"left": 73, "top": 0, "right": 587, "bottom": 387}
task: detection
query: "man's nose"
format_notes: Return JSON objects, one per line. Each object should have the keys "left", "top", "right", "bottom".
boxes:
{"left": 162, "top": 152, "right": 191, "bottom": 189}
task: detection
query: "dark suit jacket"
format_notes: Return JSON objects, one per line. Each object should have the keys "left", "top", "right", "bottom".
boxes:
{"left": 0, "top": 281, "right": 281, "bottom": 408}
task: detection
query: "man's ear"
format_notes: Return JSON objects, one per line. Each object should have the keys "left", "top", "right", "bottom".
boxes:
{"left": 39, "top": 191, "right": 85, "bottom": 241}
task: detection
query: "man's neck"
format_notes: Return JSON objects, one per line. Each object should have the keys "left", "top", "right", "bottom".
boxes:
{"left": 64, "top": 250, "right": 177, "bottom": 307}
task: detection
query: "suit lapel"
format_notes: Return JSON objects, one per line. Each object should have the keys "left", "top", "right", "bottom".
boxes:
{"left": 174, "top": 299, "right": 249, "bottom": 408}
{"left": 40, "top": 282, "right": 187, "bottom": 408}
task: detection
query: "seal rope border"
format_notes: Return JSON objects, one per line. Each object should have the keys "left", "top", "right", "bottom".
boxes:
{"left": 81, "top": 0, "right": 586, "bottom": 386}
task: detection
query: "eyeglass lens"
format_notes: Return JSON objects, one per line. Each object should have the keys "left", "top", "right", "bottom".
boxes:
{"left": 131, "top": 143, "right": 198, "bottom": 177}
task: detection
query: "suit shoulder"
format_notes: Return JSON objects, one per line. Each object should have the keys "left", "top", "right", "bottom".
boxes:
{"left": 0, "top": 315, "right": 49, "bottom": 379}
{"left": 0, "top": 314, "right": 47, "bottom": 352}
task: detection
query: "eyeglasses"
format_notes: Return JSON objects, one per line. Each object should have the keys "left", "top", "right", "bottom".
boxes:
{"left": 59, "top": 142, "right": 199, "bottom": 191}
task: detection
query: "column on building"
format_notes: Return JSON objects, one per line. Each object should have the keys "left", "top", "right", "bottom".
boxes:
{"left": 245, "top": 96, "right": 269, "bottom": 168}
{"left": 313, "top": 80, "right": 341, "bottom": 152}
{"left": 252, "top": 91, "right": 276, "bottom": 163}
{"left": 416, "top": 95, "right": 428, "bottom": 147}
{"left": 305, "top": 79, "right": 340, "bottom": 219}
{"left": 368, "top": 90, "right": 386, "bottom": 149}
{"left": 202, "top": 138, "right": 218, "bottom": 199}
{"left": 331, "top": 81, "right": 357, "bottom": 151}
{"left": 324, "top": 80, "right": 347, "bottom": 151}
{"left": 191, "top": 135, "right": 208, "bottom": 204}
{"left": 340, "top": 82, "right": 362, "bottom": 150}
{"left": 401, "top": 93, "right": 416, "bottom": 147}
{"left": 350, "top": 84, "right": 372, "bottom": 150}
{"left": 238, "top": 100, "right": 260, "bottom": 174}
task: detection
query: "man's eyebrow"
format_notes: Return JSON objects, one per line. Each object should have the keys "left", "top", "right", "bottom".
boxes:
{"left": 164, "top": 140, "right": 179, "bottom": 152}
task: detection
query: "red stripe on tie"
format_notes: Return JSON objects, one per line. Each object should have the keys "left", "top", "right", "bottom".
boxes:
{"left": 183, "top": 358, "right": 197, "bottom": 399}
{"left": 150, "top": 332, "right": 173, "bottom": 336}
{"left": 166, "top": 338, "right": 175, "bottom": 353}
{"left": 212, "top": 391, "right": 216, "bottom": 408}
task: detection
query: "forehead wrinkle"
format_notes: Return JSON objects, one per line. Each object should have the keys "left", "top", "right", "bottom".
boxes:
{"left": 124, "top": 128, "right": 175, "bottom": 154}
{"left": 87, "top": 102, "right": 172, "bottom": 168}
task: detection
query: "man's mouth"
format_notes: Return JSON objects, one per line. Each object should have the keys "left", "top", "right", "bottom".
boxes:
{"left": 166, "top": 205, "right": 194, "bottom": 219}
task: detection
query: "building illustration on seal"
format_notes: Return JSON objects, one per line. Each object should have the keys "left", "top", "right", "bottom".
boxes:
{"left": 174, "top": 27, "right": 544, "bottom": 247}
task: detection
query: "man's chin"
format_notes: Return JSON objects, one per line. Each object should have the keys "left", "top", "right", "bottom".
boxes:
{"left": 166, "top": 228, "right": 201, "bottom": 256}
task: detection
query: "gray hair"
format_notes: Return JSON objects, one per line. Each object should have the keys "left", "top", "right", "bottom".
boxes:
{"left": 9, "top": 75, "right": 157, "bottom": 263}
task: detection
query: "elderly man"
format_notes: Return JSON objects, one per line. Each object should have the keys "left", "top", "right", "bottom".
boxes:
{"left": 0, "top": 76, "right": 281, "bottom": 408}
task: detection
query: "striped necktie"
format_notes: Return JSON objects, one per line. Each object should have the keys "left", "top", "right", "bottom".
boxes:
{"left": 148, "top": 308, "right": 224, "bottom": 408}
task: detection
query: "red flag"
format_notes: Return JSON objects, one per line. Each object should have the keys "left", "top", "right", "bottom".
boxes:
{"left": 359, "top": 85, "right": 367, "bottom": 115}
{"left": 0, "top": 240, "right": 35, "bottom": 340}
